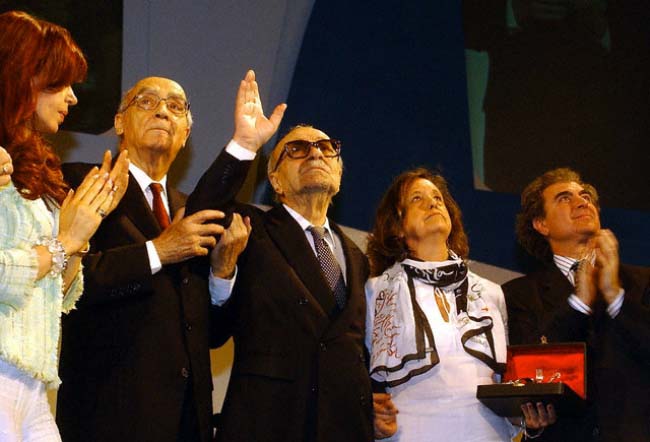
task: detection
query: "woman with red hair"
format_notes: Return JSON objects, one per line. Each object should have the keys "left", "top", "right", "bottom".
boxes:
{"left": 0, "top": 10, "right": 128, "bottom": 440}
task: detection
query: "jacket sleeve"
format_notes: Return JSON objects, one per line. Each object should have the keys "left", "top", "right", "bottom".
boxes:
{"left": 0, "top": 184, "right": 44, "bottom": 312}
{"left": 609, "top": 266, "right": 650, "bottom": 364}
{"left": 74, "top": 242, "right": 155, "bottom": 306}
{"left": 184, "top": 149, "right": 253, "bottom": 219}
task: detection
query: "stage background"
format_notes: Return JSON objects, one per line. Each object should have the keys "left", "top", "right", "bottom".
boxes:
{"left": 3, "top": 0, "right": 647, "bottom": 415}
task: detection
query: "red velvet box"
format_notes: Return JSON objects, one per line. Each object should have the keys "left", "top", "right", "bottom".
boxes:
{"left": 476, "top": 342, "right": 587, "bottom": 417}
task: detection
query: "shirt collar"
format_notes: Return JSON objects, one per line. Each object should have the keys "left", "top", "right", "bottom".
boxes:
{"left": 553, "top": 254, "right": 579, "bottom": 278}
{"left": 129, "top": 163, "right": 168, "bottom": 195}
{"left": 282, "top": 203, "right": 335, "bottom": 245}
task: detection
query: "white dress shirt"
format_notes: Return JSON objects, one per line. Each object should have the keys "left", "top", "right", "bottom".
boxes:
{"left": 130, "top": 142, "right": 251, "bottom": 304}
{"left": 554, "top": 254, "right": 624, "bottom": 318}
{"left": 210, "top": 203, "right": 346, "bottom": 306}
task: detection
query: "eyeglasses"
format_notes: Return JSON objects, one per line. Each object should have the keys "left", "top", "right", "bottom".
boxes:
{"left": 122, "top": 93, "right": 190, "bottom": 116}
{"left": 272, "top": 139, "right": 341, "bottom": 172}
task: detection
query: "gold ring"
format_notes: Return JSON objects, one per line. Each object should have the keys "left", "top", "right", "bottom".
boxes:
{"left": 97, "top": 208, "right": 107, "bottom": 218}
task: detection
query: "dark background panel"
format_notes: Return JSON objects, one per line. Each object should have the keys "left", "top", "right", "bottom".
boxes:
{"left": 276, "top": 0, "right": 649, "bottom": 270}
{"left": 1, "top": 0, "right": 122, "bottom": 134}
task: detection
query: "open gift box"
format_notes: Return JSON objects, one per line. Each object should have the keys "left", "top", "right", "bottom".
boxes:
{"left": 476, "top": 342, "right": 587, "bottom": 417}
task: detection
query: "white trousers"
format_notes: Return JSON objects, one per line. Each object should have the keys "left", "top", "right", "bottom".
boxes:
{"left": 0, "top": 359, "right": 61, "bottom": 442}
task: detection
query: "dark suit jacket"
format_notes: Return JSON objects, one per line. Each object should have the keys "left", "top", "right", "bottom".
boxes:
{"left": 185, "top": 152, "right": 374, "bottom": 442}
{"left": 56, "top": 163, "right": 223, "bottom": 442}
{"left": 503, "top": 263, "right": 650, "bottom": 441}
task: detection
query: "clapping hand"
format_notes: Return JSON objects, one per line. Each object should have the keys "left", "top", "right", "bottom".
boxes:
{"left": 0, "top": 145, "right": 13, "bottom": 187}
{"left": 57, "top": 149, "right": 129, "bottom": 255}
{"left": 96, "top": 149, "right": 130, "bottom": 215}
{"left": 593, "top": 229, "right": 622, "bottom": 304}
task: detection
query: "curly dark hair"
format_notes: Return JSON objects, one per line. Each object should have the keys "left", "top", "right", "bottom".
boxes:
{"left": 367, "top": 168, "right": 469, "bottom": 276}
{"left": 516, "top": 168, "right": 599, "bottom": 262}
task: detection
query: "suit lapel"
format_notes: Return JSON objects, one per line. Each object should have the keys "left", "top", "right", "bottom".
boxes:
{"left": 167, "top": 185, "right": 187, "bottom": 219}
{"left": 120, "top": 174, "right": 162, "bottom": 240}
{"left": 326, "top": 222, "right": 367, "bottom": 337}
{"left": 539, "top": 265, "right": 574, "bottom": 310}
{"left": 265, "top": 206, "right": 337, "bottom": 316}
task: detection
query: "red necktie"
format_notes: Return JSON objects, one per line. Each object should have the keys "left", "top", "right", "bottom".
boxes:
{"left": 149, "top": 182, "right": 170, "bottom": 229}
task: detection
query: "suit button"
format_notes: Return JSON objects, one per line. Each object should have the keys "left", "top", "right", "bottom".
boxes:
{"left": 311, "top": 385, "right": 318, "bottom": 393}
{"left": 360, "top": 394, "right": 366, "bottom": 404}
{"left": 185, "top": 322, "right": 192, "bottom": 331}
{"left": 182, "top": 277, "right": 189, "bottom": 285}
{"left": 359, "top": 353, "right": 365, "bottom": 362}
{"left": 181, "top": 367, "right": 190, "bottom": 378}
{"left": 320, "top": 342, "right": 327, "bottom": 351}
{"left": 298, "top": 298, "right": 308, "bottom": 305}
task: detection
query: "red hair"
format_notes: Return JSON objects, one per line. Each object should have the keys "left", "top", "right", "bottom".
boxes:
{"left": 0, "top": 10, "right": 87, "bottom": 203}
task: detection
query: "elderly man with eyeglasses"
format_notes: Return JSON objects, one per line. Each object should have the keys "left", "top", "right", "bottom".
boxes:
{"left": 55, "top": 74, "right": 285, "bottom": 442}
{"left": 182, "top": 77, "right": 380, "bottom": 441}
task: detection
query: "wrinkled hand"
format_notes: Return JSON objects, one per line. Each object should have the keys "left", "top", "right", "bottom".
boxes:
{"left": 96, "top": 149, "right": 129, "bottom": 215}
{"left": 373, "top": 393, "right": 398, "bottom": 439}
{"left": 594, "top": 229, "right": 621, "bottom": 303}
{"left": 232, "top": 69, "right": 287, "bottom": 152}
{"left": 575, "top": 256, "right": 597, "bottom": 307}
{"left": 58, "top": 166, "right": 118, "bottom": 254}
{"left": 152, "top": 208, "right": 226, "bottom": 265}
{"left": 210, "top": 213, "right": 252, "bottom": 278}
{"left": 0, "top": 145, "right": 13, "bottom": 187}
{"left": 522, "top": 402, "right": 557, "bottom": 429}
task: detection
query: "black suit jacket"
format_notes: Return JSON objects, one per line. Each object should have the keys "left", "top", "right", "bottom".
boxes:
{"left": 56, "top": 163, "right": 223, "bottom": 442}
{"left": 185, "top": 152, "right": 374, "bottom": 442}
{"left": 503, "top": 264, "right": 650, "bottom": 441}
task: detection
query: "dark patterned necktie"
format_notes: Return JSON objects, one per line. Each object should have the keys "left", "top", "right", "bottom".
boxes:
{"left": 309, "top": 226, "right": 346, "bottom": 308}
{"left": 149, "top": 182, "right": 170, "bottom": 229}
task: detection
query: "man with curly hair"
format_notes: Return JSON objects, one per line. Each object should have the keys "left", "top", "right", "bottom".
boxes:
{"left": 503, "top": 167, "right": 650, "bottom": 441}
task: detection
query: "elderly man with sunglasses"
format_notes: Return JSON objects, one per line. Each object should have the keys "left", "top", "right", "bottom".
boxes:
{"left": 184, "top": 78, "right": 378, "bottom": 442}
{"left": 55, "top": 74, "right": 285, "bottom": 442}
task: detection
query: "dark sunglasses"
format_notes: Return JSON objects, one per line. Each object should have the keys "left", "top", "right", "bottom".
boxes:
{"left": 272, "top": 139, "right": 341, "bottom": 172}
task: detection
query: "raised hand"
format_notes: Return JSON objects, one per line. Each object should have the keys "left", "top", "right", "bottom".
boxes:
{"left": 232, "top": 69, "right": 287, "bottom": 152}
{"left": 210, "top": 213, "right": 252, "bottom": 279}
{"left": 0, "top": 145, "right": 13, "bottom": 187}
{"left": 152, "top": 208, "right": 226, "bottom": 265}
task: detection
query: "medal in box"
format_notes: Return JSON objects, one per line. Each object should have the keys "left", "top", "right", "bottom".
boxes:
{"left": 477, "top": 342, "right": 587, "bottom": 417}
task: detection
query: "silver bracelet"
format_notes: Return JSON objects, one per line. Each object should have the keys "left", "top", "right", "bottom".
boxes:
{"left": 521, "top": 417, "right": 545, "bottom": 440}
{"left": 36, "top": 237, "right": 69, "bottom": 277}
